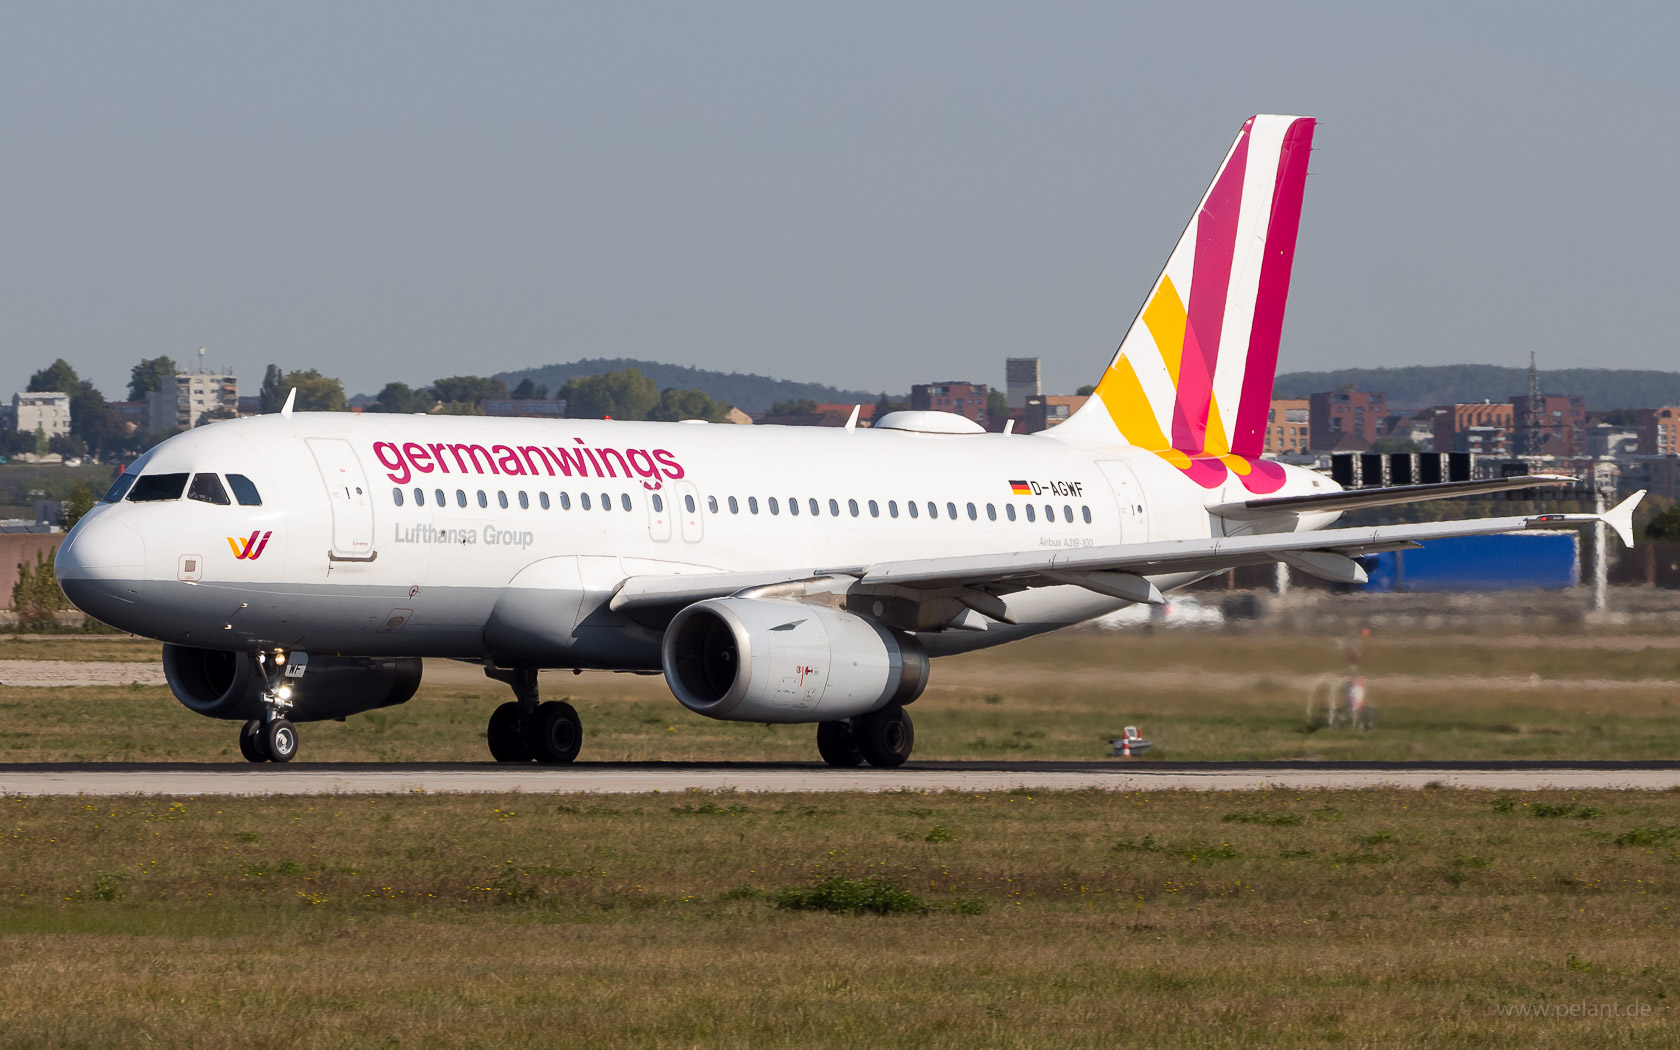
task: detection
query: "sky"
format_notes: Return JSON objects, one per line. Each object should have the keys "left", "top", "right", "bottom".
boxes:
{"left": 3, "top": 2, "right": 1677, "bottom": 403}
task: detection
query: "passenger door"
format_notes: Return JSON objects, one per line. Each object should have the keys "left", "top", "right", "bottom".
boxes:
{"left": 307, "top": 438, "right": 376, "bottom": 560}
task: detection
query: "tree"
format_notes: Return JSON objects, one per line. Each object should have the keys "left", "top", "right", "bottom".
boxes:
{"left": 58, "top": 484, "right": 96, "bottom": 530}
{"left": 874, "top": 391, "right": 903, "bottom": 418}
{"left": 259, "top": 365, "right": 288, "bottom": 413}
{"left": 197, "top": 407, "right": 237, "bottom": 426}
{"left": 284, "top": 370, "right": 348, "bottom": 412}
{"left": 559, "top": 368, "right": 659, "bottom": 420}
{"left": 511, "top": 377, "right": 549, "bottom": 400}
{"left": 69, "top": 381, "right": 120, "bottom": 457}
{"left": 27, "top": 359, "right": 79, "bottom": 394}
{"left": 47, "top": 433, "right": 87, "bottom": 458}
{"left": 430, "top": 375, "right": 509, "bottom": 408}
{"left": 1076, "top": 384, "right": 1096, "bottom": 397}
{"left": 768, "top": 399, "right": 818, "bottom": 417}
{"left": 647, "top": 388, "right": 727, "bottom": 422}
{"left": 11, "top": 549, "right": 67, "bottom": 631}
{"left": 128, "top": 356, "right": 179, "bottom": 401}
{"left": 1369, "top": 437, "right": 1422, "bottom": 454}
{"left": 371, "top": 382, "right": 436, "bottom": 414}
{"left": 1646, "top": 503, "right": 1680, "bottom": 541}
{"left": 986, "top": 388, "right": 1009, "bottom": 420}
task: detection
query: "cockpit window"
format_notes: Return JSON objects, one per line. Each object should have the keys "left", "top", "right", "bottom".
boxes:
{"left": 126, "top": 473, "right": 190, "bottom": 502}
{"left": 226, "top": 474, "right": 263, "bottom": 506}
{"left": 188, "top": 473, "right": 231, "bottom": 506}
{"left": 101, "top": 473, "right": 138, "bottom": 503}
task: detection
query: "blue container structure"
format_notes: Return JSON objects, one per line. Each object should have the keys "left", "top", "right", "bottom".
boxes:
{"left": 1360, "top": 532, "right": 1579, "bottom": 593}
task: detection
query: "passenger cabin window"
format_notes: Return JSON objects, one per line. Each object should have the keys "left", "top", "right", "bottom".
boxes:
{"left": 413, "top": 488, "right": 425, "bottom": 506}
{"left": 580, "top": 493, "right": 592, "bottom": 510}
{"left": 1082, "top": 506, "right": 1092, "bottom": 524}
{"left": 652, "top": 493, "right": 664, "bottom": 512}
{"left": 188, "top": 473, "right": 230, "bottom": 505}
{"left": 226, "top": 474, "right": 263, "bottom": 506}
{"left": 497, "top": 491, "right": 509, "bottom": 509}
{"left": 102, "top": 473, "right": 138, "bottom": 503}
{"left": 987, "top": 503, "right": 997, "bottom": 521}
{"left": 518, "top": 491, "right": 529, "bottom": 510}
{"left": 686, "top": 494, "right": 697, "bottom": 513}
{"left": 729, "top": 496, "right": 739, "bottom": 514}
{"left": 707, "top": 496, "right": 717, "bottom": 513}
{"left": 477, "top": 490, "right": 488, "bottom": 508}
{"left": 966, "top": 502, "right": 977, "bottom": 521}
{"left": 788, "top": 498, "right": 798, "bottom": 516}
{"left": 1006, "top": 504, "right": 1016, "bottom": 521}
{"left": 392, "top": 487, "right": 405, "bottom": 506}
{"left": 926, "top": 502, "right": 937, "bottom": 519}
{"left": 811, "top": 498, "right": 822, "bottom": 516}
{"left": 127, "top": 473, "right": 190, "bottom": 502}
{"left": 540, "top": 492, "right": 550, "bottom": 510}
{"left": 434, "top": 488, "right": 445, "bottom": 507}
{"left": 620, "top": 493, "right": 631, "bottom": 512}
{"left": 848, "top": 499, "right": 859, "bottom": 517}
{"left": 1025, "top": 505, "right": 1036, "bottom": 522}
{"left": 888, "top": 500, "right": 898, "bottom": 518}
{"left": 866, "top": 499, "right": 877, "bottom": 518}
{"left": 748, "top": 496, "right": 759, "bottom": 514}
{"left": 906, "top": 501, "right": 916, "bottom": 519}
{"left": 947, "top": 502, "right": 958, "bottom": 520}
{"left": 769, "top": 497, "right": 780, "bottom": 515}
{"left": 456, "top": 489, "right": 467, "bottom": 508}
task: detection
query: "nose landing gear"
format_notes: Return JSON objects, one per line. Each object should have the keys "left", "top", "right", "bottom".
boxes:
{"left": 237, "top": 650, "right": 303, "bottom": 764}
{"left": 484, "top": 665, "right": 583, "bottom": 764}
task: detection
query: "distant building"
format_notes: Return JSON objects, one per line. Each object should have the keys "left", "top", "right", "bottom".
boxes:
{"left": 911, "top": 382, "right": 990, "bottom": 425}
{"left": 106, "top": 401, "right": 148, "bottom": 436}
{"left": 146, "top": 373, "right": 237, "bottom": 431}
{"left": 723, "top": 407, "right": 753, "bottom": 425}
{"left": 1432, "top": 402, "right": 1513, "bottom": 456}
{"left": 1264, "top": 399, "right": 1310, "bottom": 454}
{"left": 1308, "top": 388, "right": 1387, "bottom": 451}
{"left": 237, "top": 395, "right": 264, "bottom": 416}
{"left": 1510, "top": 393, "right": 1586, "bottom": 458}
{"left": 1005, "top": 358, "right": 1042, "bottom": 410}
{"left": 1023, "top": 394, "right": 1088, "bottom": 433}
{"left": 1587, "top": 423, "right": 1638, "bottom": 458}
{"left": 1636, "top": 406, "right": 1680, "bottom": 456}
{"left": 11, "top": 392, "right": 71, "bottom": 439}
{"left": 482, "top": 399, "right": 567, "bottom": 418}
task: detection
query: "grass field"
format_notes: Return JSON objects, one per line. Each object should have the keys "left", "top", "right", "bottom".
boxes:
{"left": 2, "top": 787, "right": 1678, "bottom": 1048}
{"left": 3, "top": 627, "right": 1679, "bottom": 763}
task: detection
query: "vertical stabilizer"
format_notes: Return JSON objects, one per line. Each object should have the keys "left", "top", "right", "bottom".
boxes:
{"left": 1052, "top": 115, "right": 1316, "bottom": 493}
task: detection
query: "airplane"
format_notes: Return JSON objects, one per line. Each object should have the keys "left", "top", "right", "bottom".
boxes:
{"left": 55, "top": 114, "right": 1643, "bottom": 767}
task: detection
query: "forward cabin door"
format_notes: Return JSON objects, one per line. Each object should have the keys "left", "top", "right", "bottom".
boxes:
{"left": 1096, "top": 461, "right": 1150, "bottom": 545}
{"left": 307, "top": 438, "right": 377, "bottom": 560}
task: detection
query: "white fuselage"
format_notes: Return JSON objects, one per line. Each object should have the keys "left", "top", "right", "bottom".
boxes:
{"left": 57, "top": 412, "right": 1337, "bottom": 667}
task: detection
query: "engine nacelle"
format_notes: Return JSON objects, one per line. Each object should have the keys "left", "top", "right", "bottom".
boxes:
{"left": 161, "top": 645, "right": 423, "bottom": 723}
{"left": 662, "top": 598, "right": 928, "bottom": 723}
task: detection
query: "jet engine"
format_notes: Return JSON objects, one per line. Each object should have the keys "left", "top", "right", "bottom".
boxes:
{"left": 661, "top": 598, "right": 928, "bottom": 723}
{"left": 161, "top": 644, "right": 422, "bottom": 723}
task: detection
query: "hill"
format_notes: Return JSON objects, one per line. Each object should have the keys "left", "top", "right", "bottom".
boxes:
{"left": 1272, "top": 365, "right": 1680, "bottom": 412}
{"left": 493, "top": 359, "right": 882, "bottom": 415}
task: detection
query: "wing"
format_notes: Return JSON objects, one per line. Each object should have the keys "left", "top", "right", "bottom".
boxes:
{"left": 1210, "top": 474, "right": 1577, "bottom": 519}
{"left": 609, "top": 492, "right": 1644, "bottom": 625}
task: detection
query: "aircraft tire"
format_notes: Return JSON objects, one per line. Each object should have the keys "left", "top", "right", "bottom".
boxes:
{"left": 816, "top": 720, "right": 864, "bottom": 767}
{"left": 487, "top": 702, "right": 533, "bottom": 763}
{"left": 855, "top": 704, "right": 914, "bottom": 769}
{"left": 239, "top": 718, "right": 271, "bottom": 763}
{"left": 264, "top": 718, "right": 299, "bottom": 763}
{"left": 529, "top": 700, "right": 583, "bottom": 765}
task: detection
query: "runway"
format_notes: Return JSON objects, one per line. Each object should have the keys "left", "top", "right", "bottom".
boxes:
{"left": 4, "top": 760, "right": 1680, "bottom": 796}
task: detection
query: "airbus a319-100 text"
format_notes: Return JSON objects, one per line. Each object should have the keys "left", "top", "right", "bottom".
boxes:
{"left": 56, "top": 115, "right": 1642, "bottom": 766}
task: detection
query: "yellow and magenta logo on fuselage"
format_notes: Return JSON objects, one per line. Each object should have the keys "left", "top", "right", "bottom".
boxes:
{"left": 227, "top": 531, "right": 273, "bottom": 560}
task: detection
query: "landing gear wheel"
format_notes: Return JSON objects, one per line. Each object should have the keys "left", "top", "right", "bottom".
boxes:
{"left": 816, "top": 719, "right": 864, "bottom": 767}
{"left": 487, "top": 702, "right": 533, "bottom": 763}
{"left": 854, "top": 704, "right": 914, "bottom": 768}
{"left": 529, "top": 701, "right": 582, "bottom": 765}
{"left": 238, "top": 718, "right": 271, "bottom": 763}
{"left": 263, "top": 718, "right": 299, "bottom": 763}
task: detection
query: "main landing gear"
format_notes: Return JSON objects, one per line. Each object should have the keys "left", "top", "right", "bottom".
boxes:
{"left": 484, "top": 665, "right": 582, "bottom": 764}
{"left": 816, "top": 703, "right": 914, "bottom": 769}
{"left": 239, "top": 650, "right": 301, "bottom": 764}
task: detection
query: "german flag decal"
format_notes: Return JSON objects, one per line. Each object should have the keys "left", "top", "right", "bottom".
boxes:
{"left": 1009, "top": 480, "right": 1032, "bottom": 496}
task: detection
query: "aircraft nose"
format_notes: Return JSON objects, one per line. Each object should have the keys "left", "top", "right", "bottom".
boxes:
{"left": 55, "top": 515, "right": 147, "bottom": 581}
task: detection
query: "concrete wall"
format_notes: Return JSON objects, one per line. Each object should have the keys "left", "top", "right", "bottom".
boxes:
{"left": 1, "top": 533, "right": 64, "bottom": 609}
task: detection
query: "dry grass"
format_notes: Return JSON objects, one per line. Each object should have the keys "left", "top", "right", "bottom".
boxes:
{"left": 2, "top": 788, "right": 1679, "bottom": 1047}
{"left": 5, "top": 626, "right": 1680, "bottom": 763}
